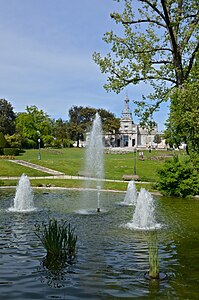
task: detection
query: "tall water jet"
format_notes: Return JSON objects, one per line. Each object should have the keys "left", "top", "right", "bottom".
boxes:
{"left": 82, "top": 113, "right": 104, "bottom": 213}
{"left": 85, "top": 113, "right": 104, "bottom": 181}
{"left": 124, "top": 188, "right": 161, "bottom": 230}
{"left": 9, "top": 174, "right": 36, "bottom": 212}
{"left": 121, "top": 180, "right": 137, "bottom": 206}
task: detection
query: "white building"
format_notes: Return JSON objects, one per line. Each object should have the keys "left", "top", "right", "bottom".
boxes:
{"left": 104, "top": 95, "right": 163, "bottom": 148}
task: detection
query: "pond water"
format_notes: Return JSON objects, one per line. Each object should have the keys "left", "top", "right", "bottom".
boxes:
{"left": 0, "top": 188, "right": 198, "bottom": 299}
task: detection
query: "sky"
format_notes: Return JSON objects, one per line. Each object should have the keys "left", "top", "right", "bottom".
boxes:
{"left": 0, "top": 0, "right": 169, "bottom": 131}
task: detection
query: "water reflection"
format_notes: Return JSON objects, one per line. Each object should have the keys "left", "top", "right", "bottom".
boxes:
{"left": 0, "top": 190, "right": 198, "bottom": 299}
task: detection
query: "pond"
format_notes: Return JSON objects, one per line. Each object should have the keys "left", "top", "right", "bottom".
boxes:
{"left": 0, "top": 188, "right": 198, "bottom": 299}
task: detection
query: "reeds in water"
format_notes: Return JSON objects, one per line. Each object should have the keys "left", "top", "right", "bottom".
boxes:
{"left": 147, "top": 230, "right": 159, "bottom": 279}
{"left": 34, "top": 218, "right": 77, "bottom": 271}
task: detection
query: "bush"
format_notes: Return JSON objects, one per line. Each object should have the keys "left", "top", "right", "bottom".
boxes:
{"left": 157, "top": 155, "right": 199, "bottom": 197}
{"left": 5, "top": 133, "right": 22, "bottom": 148}
{"left": 3, "top": 148, "right": 20, "bottom": 156}
{"left": 0, "top": 132, "right": 9, "bottom": 149}
{"left": 22, "top": 138, "right": 37, "bottom": 149}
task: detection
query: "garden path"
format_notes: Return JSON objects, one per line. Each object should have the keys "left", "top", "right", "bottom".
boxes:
{"left": 8, "top": 159, "right": 65, "bottom": 176}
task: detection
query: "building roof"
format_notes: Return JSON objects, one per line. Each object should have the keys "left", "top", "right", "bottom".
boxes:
{"left": 121, "top": 95, "right": 133, "bottom": 122}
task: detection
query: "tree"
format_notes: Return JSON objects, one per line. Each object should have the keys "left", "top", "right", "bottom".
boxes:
{"left": 0, "top": 132, "right": 9, "bottom": 150}
{"left": 97, "top": 108, "right": 120, "bottom": 133}
{"left": 153, "top": 134, "right": 162, "bottom": 145}
{"left": 68, "top": 106, "right": 96, "bottom": 147}
{"left": 0, "top": 99, "right": 16, "bottom": 135}
{"left": 93, "top": 0, "right": 199, "bottom": 126}
{"left": 164, "top": 79, "right": 199, "bottom": 153}
{"left": 15, "top": 105, "right": 54, "bottom": 148}
{"left": 68, "top": 106, "right": 120, "bottom": 147}
{"left": 53, "top": 118, "right": 72, "bottom": 147}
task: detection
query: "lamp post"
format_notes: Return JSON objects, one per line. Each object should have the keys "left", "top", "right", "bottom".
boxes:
{"left": 37, "top": 130, "right": 41, "bottom": 160}
{"left": 133, "top": 146, "right": 136, "bottom": 175}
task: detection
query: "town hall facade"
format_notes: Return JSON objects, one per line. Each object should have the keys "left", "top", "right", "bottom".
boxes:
{"left": 104, "top": 95, "right": 160, "bottom": 148}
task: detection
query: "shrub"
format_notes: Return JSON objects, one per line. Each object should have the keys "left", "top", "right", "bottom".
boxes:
{"left": 3, "top": 148, "right": 20, "bottom": 156}
{"left": 34, "top": 218, "right": 77, "bottom": 271}
{"left": 157, "top": 155, "right": 199, "bottom": 197}
{"left": 0, "top": 132, "right": 9, "bottom": 149}
{"left": 22, "top": 138, "right": 37, "bottom": 149}
{"left": 5, "top": 133, "right": 22, "bottom": 148}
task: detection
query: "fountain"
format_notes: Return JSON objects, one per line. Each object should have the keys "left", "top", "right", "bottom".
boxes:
{"left": 120, "top": 180, "right": 137, "bottom": 206}
{"left": 124, "top": 188, "right": 161, "bottom": 230}
{"left": 0, "top": 188, "right": 199, "bottom": 298}
{"left": 81, "top": 113, "right": 104, "bottom": 213}
{"left": 96, "top": 185, "right": 101, "bottom": 212}
{"left": 8, "top": 173, "right": 36, "bottom": 212}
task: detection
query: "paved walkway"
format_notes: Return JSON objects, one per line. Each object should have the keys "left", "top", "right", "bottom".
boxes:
{"left": 8, "top": 160, "right": 65, "bottom": 176}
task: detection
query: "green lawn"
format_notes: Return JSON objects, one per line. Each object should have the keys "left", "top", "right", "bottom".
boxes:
{"left": 17, "top": 148, "right": 85, "bottom": 176}
{"left": 0, "top": 147, "right": 179, "bottom": 191}
{"left": 0, "top": 160, "right": 49, "bottom": 177}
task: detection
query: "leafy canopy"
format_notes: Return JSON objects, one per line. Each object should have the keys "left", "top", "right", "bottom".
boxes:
{"left": 93, "top": 0, "right": 199, "bottom": 125}
{"left": 15, "top": 105, "right": 53, "bottom": 147}
{"left": 68, "top": 106, "right": 120, "bottom": 146}
{"left": 164, "top": 79, "right": 199, "bottom": 153}
{"left": 0, "top": 99, "right": 16, "bottom": 135}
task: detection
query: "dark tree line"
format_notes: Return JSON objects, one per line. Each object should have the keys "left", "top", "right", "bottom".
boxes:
{"left": 0, "top": 99, "right": 120, "bottom": 149}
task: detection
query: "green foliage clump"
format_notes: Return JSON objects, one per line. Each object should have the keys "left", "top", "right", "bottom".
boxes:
{"left": 0, "top": 99, "right": 16, "bottom": 135}
{"left": 157, "top": 156, "right": 199, "bottom": 198}
{"left": 3, "top": 148, "right": 20, "bottom": 156}
{"left": 0, "top": 132, "right": 9, "bottom": 149}
{"left": 34, "top": 218, "right": 77, "bottom": 271}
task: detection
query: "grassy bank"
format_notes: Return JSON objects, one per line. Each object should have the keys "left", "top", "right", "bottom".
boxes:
{"left": 0, "top": 177, "right": 156, "bottom": 192}
{"left": 0, "top": 147, "right": 179, "bottom": 191}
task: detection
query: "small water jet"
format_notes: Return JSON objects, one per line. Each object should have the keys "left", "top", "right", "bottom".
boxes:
{"left": 120, "top": 180, "right": 137, "bottom": 206}
{"left": 124, "top": 188, "right": 161, "bottom": 230}
{"left": 9, "top": 173, "right": 36, "bottom": 212}
{"left": 96, "top": 185, "right": 101, "bottom": 212}
{"left": 0, "top": 189, "right": 198, "bottom": 298}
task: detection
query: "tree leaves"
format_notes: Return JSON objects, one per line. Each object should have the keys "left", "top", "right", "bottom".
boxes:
{"left": 93, "top": 0, "right": 199, "bottom": 126}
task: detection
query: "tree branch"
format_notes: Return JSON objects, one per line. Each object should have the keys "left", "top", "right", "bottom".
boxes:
{"left": 185, "top": 41, "right": 199, "bottom": 80}
{"left": 124, "top": 76, "right": 177, "bottom": 85}
{"left": 114, "top": 37, "right": 173, "bottom": 53}
{"left": 150, "top": 60, "right": 172, "bottom": 64}
{"left": 180, "top": 11, "right": 199, "bottom": 49}
{"left": 161, "top": 0, "right": 184, "bottom": 85}
{"left": 118, "top": 18, "right": 167, "bottom": 29}
{"left": 176, "top": 0, "right": 183, "bottom": 35}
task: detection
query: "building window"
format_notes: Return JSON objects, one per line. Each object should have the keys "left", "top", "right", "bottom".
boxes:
{"left": 123, "top": 135, "right": 129, "bottom": 147}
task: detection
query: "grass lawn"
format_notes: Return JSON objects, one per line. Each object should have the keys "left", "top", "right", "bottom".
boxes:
{"left": 0, "top": 147, "right": 179, "bottom": 191}
{"left": 0, "top": 160, "right": 50, "bottom": 177}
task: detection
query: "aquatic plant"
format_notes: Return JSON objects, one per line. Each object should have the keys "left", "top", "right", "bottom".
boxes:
{"left": 34, "top": 218, "right": 77, "bottom": 270}
{"left": 146, "top": 230, "right": 159, "bottom": 279}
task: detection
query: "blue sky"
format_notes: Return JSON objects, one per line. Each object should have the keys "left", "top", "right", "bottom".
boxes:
{"left": 0, "top": 0, "right": 169, "bottom": 131}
